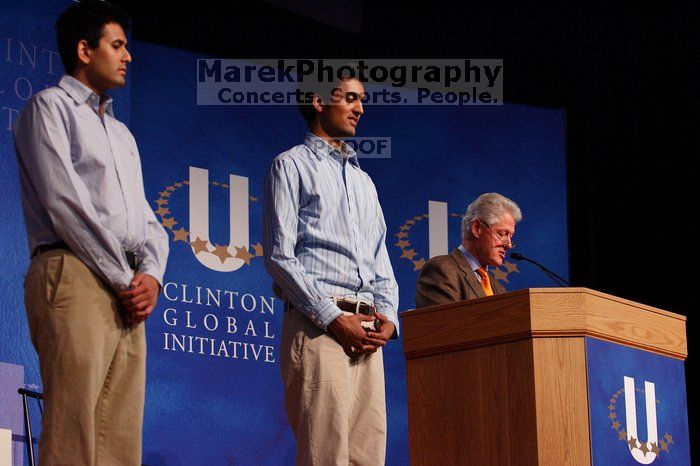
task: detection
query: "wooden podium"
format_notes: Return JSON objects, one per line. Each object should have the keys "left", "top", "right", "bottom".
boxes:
{"left": 401, "top": 288, "right": 688, "bottom": 465}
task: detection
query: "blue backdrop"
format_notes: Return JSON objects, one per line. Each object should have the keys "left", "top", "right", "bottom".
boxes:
{"left": 0, "top": 2, "right": 568, "bottom": 464}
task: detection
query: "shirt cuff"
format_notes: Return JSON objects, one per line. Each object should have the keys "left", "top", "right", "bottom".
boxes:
{"left": 109, "top": 269, "right": 134, "bottom": 292}
{"left": 138, "top": 263, "right": 165, "bottom": 288}
{"left": 310, "top": 299, "right": 343, "bottom": 331}
{"left": 376, "top": 306, "right": 400, "bottom": 339}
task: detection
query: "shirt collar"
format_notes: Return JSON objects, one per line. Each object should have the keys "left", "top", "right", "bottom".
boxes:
{"left": 458, "top": 244, "right": 487, "bottom": 272}
{"left": 303, "top": 132, "right": 360, "bottom": 167}
{"left": 58, "top": 75, "right": 114, "bottom": 117}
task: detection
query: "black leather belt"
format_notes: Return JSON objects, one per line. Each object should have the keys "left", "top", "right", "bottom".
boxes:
{"left": 124, "top": 251, "right": 138, "bottom": 269}
{"left": 285, "top": 298, "right": 376, "bottom": 316}
{"left": 32, "top": 240, "right": 70, "bottom": 258}
{"left": 333, "top": 298, "right": 376, "bottom": 316}
{"left": 32, "top": 241, "right": 138, "bottom": 269}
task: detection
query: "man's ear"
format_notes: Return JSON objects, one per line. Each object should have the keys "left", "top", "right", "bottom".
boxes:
{"left": 470, "top": 220, "right": 481, "bottom": 239}
{"left": 311, "top": 94, "right": 324, "bottom": 115}
{"left": 76, "top": 39, "right": 91, "bottom": 66}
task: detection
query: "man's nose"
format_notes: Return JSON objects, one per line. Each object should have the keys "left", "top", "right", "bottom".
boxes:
{"left": 354, "top": 99, "right": 364, "bottom": 116}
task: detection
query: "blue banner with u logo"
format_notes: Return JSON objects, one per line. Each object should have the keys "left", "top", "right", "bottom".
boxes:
{"left": 586, "top": 337, "right": 690, "bottom": 465}
{"left": 0, "top": 2, "right": 568, "bottom": 464}
{"left": 130, "top": 41, "right": 568, "bottom": 465}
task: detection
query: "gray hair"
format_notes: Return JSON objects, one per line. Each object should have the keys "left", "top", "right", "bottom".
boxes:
{"left": 461, "top": 193, "right": 523, "bottom": 240}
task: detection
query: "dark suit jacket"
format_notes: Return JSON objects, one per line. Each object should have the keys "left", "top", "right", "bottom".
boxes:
{"left": 415, "top": 248, "right": 507, "bottom": 308}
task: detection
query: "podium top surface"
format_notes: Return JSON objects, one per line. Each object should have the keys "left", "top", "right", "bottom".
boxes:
{"left": 401, "top": 287, "right": 687, "bottom": 360}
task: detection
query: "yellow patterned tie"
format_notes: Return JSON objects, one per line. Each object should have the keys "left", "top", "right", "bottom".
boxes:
{"left": 476, "top": 268, "right": 494, "bottom": 296}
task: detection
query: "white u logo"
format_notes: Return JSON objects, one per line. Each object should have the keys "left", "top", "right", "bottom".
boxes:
{"left": 427, "top": 200, "right": 448, "bottom": 258}
{"left": 188, "top": 166, "right": 249, "bottom": 272}
{"left": 623, "top": 376, "right": 659, "bottom": 464}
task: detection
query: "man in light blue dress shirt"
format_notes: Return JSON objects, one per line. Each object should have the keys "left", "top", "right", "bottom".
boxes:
{"left": 263, "top": 71, "right": 399, "bottom": 465}
{"left": 12, "top": 2, "right": 168, "bottom": 464}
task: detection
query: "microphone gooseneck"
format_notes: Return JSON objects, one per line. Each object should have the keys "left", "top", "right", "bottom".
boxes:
{"left": 509, "top": 252, "right": 570, "bottom": 287}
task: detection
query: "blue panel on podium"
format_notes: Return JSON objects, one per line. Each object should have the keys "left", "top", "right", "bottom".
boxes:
{"left": 586, "top": 337, "right": 690, "bottom": 465}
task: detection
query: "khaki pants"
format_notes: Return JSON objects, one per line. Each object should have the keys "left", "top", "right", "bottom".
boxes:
{"left": 24, "top": 249, "right": 145, "bottom": 466}
{"left": 280, "top": 308, "right": 387, "bottom": 466}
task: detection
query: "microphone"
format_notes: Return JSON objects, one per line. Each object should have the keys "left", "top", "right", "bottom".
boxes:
{"left": 509, "top": 252, "right": 571, "bottom": 287}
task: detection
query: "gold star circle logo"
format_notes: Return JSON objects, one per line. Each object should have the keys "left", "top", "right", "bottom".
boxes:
{"left": 152, "top": 180, "right": 264, "bottom": 267}
{"left": 393, "top": 211, "right": 519, "bottom": 284}
{"left": 607, "top": 387, "right": 673, "bottom": 457}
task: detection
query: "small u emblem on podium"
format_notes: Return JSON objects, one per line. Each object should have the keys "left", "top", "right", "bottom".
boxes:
{"left": 622, "top": 376, "right": 659, "bottom": 464}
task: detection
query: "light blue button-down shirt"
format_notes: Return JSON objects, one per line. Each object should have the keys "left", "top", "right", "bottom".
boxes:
{"left": 13, "top": 75, "right": 169, "bottom": 292}
{"left": 263, "top": 133, "right": 399, "bottom": 334}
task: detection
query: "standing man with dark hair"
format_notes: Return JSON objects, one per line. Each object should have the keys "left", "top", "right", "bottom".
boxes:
{"left": 263, "top": 71, "right": 399, "bottom": 465}
{"left": 13, "top": 1, "right": 168, "bottom": 464}
{"left": 416, "top": 192, "right": 521, "bottom": 308}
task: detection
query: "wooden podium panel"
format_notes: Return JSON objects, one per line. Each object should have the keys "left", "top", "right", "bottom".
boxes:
{"left": 406, "top": 339, "right": 539, "bottom": 464}
{"left": 401, "top": 288, "right": 688, "bottom": 466}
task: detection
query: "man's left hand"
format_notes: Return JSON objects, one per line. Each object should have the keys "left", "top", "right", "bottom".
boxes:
{"left": 362, "top": 312, "right": 395, "bottom": 346}
{"left": 119, "top": 273, "right": 160, "bottom": 324}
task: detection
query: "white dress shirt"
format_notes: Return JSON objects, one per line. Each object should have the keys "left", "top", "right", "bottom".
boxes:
{"left": 13, "top": 75, "right": 168, "bottom": 291}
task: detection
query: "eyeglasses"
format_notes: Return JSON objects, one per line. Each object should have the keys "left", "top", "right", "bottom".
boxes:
{"left": 480, "top": 221, "right": 516, "bottom": 248}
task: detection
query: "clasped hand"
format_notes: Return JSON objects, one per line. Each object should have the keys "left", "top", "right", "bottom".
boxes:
{"left": 328, "top": 312, "right": 395, "bottom": 357}
{"left": 118, "top": 273, "right": 160, "bottom": 324}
